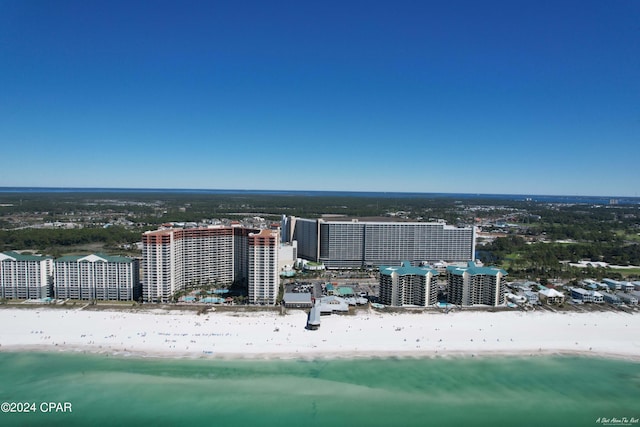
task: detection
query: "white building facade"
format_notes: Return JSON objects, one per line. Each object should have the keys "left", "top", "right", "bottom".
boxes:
{"left": 54, "top": 254, "right": 140, "bottom": 301}
{"left": 248, "top": 229, "right": 279, "bottom": 305}
{"left": 379, "top": 261, "right": 438, "bottom": 306}
{"left": 0, "top": 251, "right": 54, "bottom": 299}
{"left": 142, "top": 226, "right": 280, "bottom": 304}
{"left": 446, "top": 261, "right": 507, "bottom": 306}
{"left": 142, "top": 226, "right": 243, "bottom": 303}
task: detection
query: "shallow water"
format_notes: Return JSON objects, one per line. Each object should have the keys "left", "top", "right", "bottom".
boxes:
{"left": 0, "top": 352, "right": 638, "bottom": 426}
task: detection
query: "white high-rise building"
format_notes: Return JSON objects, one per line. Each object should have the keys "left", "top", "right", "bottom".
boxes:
{"left": 289, "top": 217, "right": 475, "bottom": 269}
{"left": 446, "top": 261, "right": 507, "bottom": 306}
{"left": 54, "top": 253, "right": 140, "bottom": 301}
{"left": 142, "top": 226, "right": 280, "bottom": 304}
{"left": 248, "top": 229, "right": 279, "bottom": 305}
{"left": 379, "top": 261, "right": 438, "bottom": 307}
{"left": 0, "top": 251, "right": 54, "bottom": 299}
{"left": 142, "top": 226, "right": 240, "bottom": 303}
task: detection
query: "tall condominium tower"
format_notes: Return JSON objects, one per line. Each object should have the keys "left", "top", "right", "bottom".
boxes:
{"left": 142, "top": 226, "right": 280, "bottom": 303}
{"left": 0, "top": 251, "right": 54, "bottom": 299}
{"left": 248, "top": 229, "right": 279, "bottom": 305}
{"left": 143, "top": 227, "right": 239, "bottom": 302}
{"left": 289, "top": 217, "right": 475, "bottom": 269}
{"left": 446, "top": 261, "right": 507, "bottom": 306}
{"left": 379, "top": 261, "right": 438, "bottom": 306}
{"left": 54, "top": 253, "right": 140, "bottom": 301}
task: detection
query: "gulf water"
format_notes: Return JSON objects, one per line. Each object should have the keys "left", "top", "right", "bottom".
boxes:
{"left": 1, "top": 353, "right": 638, "bottom": 426}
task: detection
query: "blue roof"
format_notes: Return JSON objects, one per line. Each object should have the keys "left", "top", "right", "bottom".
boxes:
{"left": 379, "top": 261, "right": 438, "bottom": 277}
{"left": 446, "top": 261, "right": 507, "bottom": 277}
{"left": 337, "top": 287, "right": 355, "bottom": 296}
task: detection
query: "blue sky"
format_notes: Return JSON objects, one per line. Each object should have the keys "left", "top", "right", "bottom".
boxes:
{"left": 1, "top": 0, "right": 638, "bottom": 196}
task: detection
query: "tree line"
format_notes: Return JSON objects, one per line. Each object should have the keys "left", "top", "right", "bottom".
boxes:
{"left": 0, "top": 226, "right": 141, "bottom": 252}
{"left": 478, "top": 235, "right": 640, "bottom": 280}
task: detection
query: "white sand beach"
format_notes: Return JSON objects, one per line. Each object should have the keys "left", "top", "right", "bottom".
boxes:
{"left": 1, "top": 307, "right": 638, "bottom": 360}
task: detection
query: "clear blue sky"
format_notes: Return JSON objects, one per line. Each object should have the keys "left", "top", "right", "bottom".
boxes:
{"left": 1, "top": 0, "right": 638, "bottom": 196}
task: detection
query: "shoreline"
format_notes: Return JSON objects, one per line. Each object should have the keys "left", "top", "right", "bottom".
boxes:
{"left": 1, "top": 307, "right": 639, "bottom": 362}
{"left": 2, "top": 345, "right": 640, "bottom": 363}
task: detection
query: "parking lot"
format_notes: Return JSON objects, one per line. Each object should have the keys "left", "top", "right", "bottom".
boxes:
{"left": 285, "top": 279, "right": 379, "bottom": 300}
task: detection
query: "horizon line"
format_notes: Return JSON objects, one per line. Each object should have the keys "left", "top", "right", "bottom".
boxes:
{"left": 0, "top": 186, "right": 638, "bottom": 200}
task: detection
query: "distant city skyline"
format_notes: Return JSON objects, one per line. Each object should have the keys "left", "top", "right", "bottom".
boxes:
{"left": 1, "top": 1, "right": 638, "bottom": 196}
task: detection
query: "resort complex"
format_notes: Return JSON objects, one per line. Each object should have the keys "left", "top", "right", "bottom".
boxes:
{"left": 54, "top": 254, "right": 140, "bottom": 301}
{"left": 379, "top": 261, "right": 438, "bottom": 306}
{"left": 284, "top": 216, "right": 475, "bottom": 269}
{"left": 446, "top": 262, "right": 508, "bottom": 307}
{"left": 141, "top": 225, "right": 282, "bottom": 303}
{"left": 0, "top": 251, "right": 140, "bottom": 301}
{"left": 1, "top": 218, "right": 638, "bottom": 312}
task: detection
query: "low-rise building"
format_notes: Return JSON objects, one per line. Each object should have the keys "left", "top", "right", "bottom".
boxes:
{"left": 600, "top": 292, "right": 621, "bottom": 305}
{"left": 631, "top": 291, "right": 640, "bottom": 302}
{"left": 523, "top": 290, "right": 539, "bottom": 304}
{"left": 621, "top": 282, "right": 635, "bottom": 293}
{"left": 283, "top": 292, "right": 313, "bottom": 308}
{"left": 316, "top": 295, "right": 349, "bottom": 314}
{"left": 538, "top": 288, "right": 565, "bottom": 305}
{"left": 337, "top": 286, "right": 356, "bottom": 298}
{"left": 618, "top": 293, "right": 638, "bottom": 305}
{"left": 580, "top": 279, "right": 600, "bottom": 291}
{"left": 602, "top": 278, "right": 622, "bottom": 291}
{"left": 570, "top": 287, "right": 604, "bottom": 303}
{"left": 591, "top": 291, "right": 604, "bottom": 303}
{"left": 506, "top": 293, "right": 526, "bottom": 304}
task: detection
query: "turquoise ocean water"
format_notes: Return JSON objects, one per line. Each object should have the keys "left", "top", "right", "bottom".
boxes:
{"left": 0, "top": 352, "right": 638, "bottom": 427}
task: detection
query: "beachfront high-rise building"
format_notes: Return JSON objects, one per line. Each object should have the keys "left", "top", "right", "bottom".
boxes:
{"left": 54, "top": 254, "right": 140, "bottom": 301}
{"left": 0, "top": 251, "right": 54, "bottom": 299}
{"left": 288, "top": 217, "right": 475, "bottom": 269}
{"left": 142, "top": 226, "right": 280, "bottom": 304}
{"left": 248, "top": 229, "right": 279, "bottom": 305}
{"left": 379, "top": 261, "right": 438, "bottom": 306}
{"left": 143, "top": 226, "right": 239, "bottom": 302}
{"left": 288, "top": 217, "right": 319, "bottom": 261}
{"left": 446, "top": 261, "right": 507, "bottom": 306}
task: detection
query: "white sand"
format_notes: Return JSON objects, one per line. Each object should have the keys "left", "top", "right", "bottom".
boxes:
{"left": 0, "top": 308, "right": 638, "bottom": 360}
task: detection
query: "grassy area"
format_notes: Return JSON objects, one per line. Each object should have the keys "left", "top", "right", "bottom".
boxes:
{"left": 501, "top": 252, "right": 523, "bottom": 270}
{"left": 608, "top": 267, "right": 640, "bottom": 278}
{"left": 615, "top": 230, "right": 640, "bottom": 243}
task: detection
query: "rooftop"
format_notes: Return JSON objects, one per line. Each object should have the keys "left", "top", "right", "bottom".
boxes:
{"left": 56, "top": 253, "right": 134, "bottom": 263}
{"left": 0, "top": 251, "right": 53, "bottom": 262}
{"left": 380, "top": 261, "right": 438, "bottom": 277}
{"left": 446, "top": 261, "right": 507, "bottom": 277}
{"left": 283, "top": 293, "right": 312, "bottom": 304}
